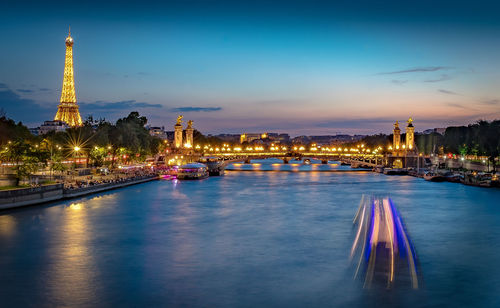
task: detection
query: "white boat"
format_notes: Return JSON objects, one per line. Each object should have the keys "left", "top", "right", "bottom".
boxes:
{"left": 177, "top": 163, "right": 209, "bottom": 180}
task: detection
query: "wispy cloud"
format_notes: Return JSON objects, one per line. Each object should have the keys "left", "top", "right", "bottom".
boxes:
{"left": 39, "top": 88, "right": 51, "bottom": 92}
{"left": 16, "top": 89, "right": 34, "bottom": 93}
{"left": 80, "top": 100, "right": 162, "bottom": 110}
{"left": 480, "top": 99, "right": 499, "bottom": 105}
{"left": 446, "top": 102, "right": 468, "bottom": 109}
{"left": 391, "top": 79, "right": 408, "bottom": 85}
{"left": 0, "top": 83, "right": 7, "bottom": 89}
{"left": 171, "top": 107, "right": 222, "bottom": 112}
{"left": 438, "top": 89, "right": 458, "bottom": 95}
{"left": 378, "top": 66, "right": 451, "bottom": 75}
{"left": 424, "top": 74, "right": 452, "bottom": 83}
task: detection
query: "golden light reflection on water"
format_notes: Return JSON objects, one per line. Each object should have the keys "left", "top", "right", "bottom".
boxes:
{"left": 70, "top": 202, "right": 83, "bottom": 210}
{"left": 47, "top": 201, "right": 96, "bottom": 305}
{"left": 0, "top": 215, "right": 16, "bottom": 237}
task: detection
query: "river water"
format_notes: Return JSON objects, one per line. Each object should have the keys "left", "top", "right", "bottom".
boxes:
{"left": 1, "top": 159, "right": 499, "bottom": 307}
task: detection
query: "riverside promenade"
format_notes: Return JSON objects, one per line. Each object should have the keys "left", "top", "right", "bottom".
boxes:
{"left": 0, "top": 174, "right": 158, "bottom": 210}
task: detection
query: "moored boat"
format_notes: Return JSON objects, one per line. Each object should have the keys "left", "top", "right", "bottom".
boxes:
{"left": 423, "top": 172, "right": 446, "bottom": 182}
{"left": 384, "top": 168, "right": 408, "bottom": 175}
{"left": 177, "top": 163, "right": 209, "bottom": 180}
{"left": 462, "top": 172, "right": 493, "bottom": 187}
{"left": 444, "top": 173, "right": 462, "bottom": 183}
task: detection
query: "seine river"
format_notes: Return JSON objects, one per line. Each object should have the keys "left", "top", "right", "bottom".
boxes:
{"left": 1, "top": 159, "right": 499, "bottom": 307}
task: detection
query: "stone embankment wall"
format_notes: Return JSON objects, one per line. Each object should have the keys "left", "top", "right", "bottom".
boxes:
{"left": 0, "top": 176, "right": 158, "bottom": 210}
{"left": 0, "top": 184, "right": 64, "bottom": 210}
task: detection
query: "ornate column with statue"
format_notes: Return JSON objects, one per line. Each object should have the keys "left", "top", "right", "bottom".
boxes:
{"left": 174, "top": 115, "right": 183, "bottom": 148}
{"left": 185, "top": 120, "right": 194, "bottom": 148}
{"left": 405, "top": 117, "right": 415, "bottom": 151}
{"left": 392, "top": 121, "right": 401, "bottom": 155}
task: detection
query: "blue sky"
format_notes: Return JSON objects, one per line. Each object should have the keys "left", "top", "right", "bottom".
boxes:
{"left": 1, "top": 0, "right": 499, "bottom": 135}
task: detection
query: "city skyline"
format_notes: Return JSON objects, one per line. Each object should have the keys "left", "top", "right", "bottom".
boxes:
{"left": 1, "top": 0, "right": 499, "bottom": 135}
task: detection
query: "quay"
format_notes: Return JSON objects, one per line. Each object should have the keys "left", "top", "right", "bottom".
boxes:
{"left": 0, "top": 175, "right": 158, "bottom": 211}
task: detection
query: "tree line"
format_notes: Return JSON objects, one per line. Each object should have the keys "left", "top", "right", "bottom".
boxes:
{"left": 0, "top": 112, "right": 164, "bottom": 185}
{"left": 340, "top": 120, "right": 499, "bottom": 163}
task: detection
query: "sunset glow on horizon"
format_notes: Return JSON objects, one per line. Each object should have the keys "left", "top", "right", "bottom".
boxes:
{"left": 1, "top": 0, "right": 499, "bottom": 135}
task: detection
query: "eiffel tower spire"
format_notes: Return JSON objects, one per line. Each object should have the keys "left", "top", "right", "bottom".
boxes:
{"left": 54, "top": 27, "right": 82, "bottom": 126}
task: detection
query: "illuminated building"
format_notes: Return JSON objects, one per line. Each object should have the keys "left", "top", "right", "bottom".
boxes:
{"left": 148, "top": 126, "right": 168, "bottom": 140}
{"left": 240, "top": 133, "right": 261, "bottom": 143}
{"left": 54, "top": 28, "right": 82, "bottom": 127}
{"left": 39, "top": 120, "right": 69, "bottom": 135}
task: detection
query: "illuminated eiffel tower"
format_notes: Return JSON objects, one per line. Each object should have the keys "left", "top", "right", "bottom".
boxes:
{"left": 54, "top": 27, "right": 82, "bottom": 127}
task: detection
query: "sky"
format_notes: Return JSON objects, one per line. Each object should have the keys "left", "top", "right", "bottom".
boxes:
{"left": 0, "top": 0, "right": 499, "bottom": 136}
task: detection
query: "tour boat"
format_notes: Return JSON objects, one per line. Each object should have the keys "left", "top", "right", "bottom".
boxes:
{"left": 198, "top": 156, "right": 224, "bottom": 176}
{"left": 177, "top": 163, "right": 209, "bottom": 180}
{"left": 352, "top": 196, "right": 420, "bottom": 289}
{"left": 423, "top": 172, "right": 446, "bottom": 182}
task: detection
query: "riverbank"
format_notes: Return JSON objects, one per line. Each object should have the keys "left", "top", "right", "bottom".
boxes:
{"left": 377, "top": 167, "right": 499, "bottom": 188}
{"left": 0, "top": 175, "right": 158, "bottom": 211}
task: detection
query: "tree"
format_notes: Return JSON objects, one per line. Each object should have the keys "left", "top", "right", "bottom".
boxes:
{"left": 0, "top": 141, "right": 48, "bottom": 186}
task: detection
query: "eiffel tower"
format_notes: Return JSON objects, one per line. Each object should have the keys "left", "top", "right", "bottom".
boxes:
{"left": 54, "top": 27, "right": 82, "bottom": 126}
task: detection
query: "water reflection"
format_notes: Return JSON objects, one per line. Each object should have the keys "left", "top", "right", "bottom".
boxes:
{"left": 226, "top": 158, "right": 367, "bottom": 172}
{"left": 0, "top": 215, "right": 16, "bottom": 237}
{"left": 46, "top": 202, "right": 97, "bottom": 305}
